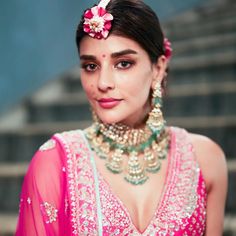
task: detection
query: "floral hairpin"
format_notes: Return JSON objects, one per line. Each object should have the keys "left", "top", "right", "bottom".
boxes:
{"left": 164, "top": 37, "right": 173, "bottom": 61}
{"left": 83, "top": 0, "right": 113, "bottom": 39}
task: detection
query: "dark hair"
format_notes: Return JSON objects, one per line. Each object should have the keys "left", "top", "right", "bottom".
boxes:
{"left": 76, "top": 0, "right": 165, "bottom": 64}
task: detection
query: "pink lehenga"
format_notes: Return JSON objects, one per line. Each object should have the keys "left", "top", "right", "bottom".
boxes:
{"left": 15, "top": 127, "right": 207, "bottom": 236}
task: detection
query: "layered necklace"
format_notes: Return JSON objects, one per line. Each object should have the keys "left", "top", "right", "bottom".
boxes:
{"left": 84, "top": 82, "right": 170, "bottom": 185}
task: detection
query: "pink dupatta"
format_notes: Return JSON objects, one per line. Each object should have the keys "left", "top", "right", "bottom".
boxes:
{"left": 15, "top": 138, "right": 71, "bottom": 236}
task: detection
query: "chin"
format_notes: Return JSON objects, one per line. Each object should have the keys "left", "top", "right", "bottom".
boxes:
{"left": 98, "top": 116, "right": 121, "bottom": 124}
{"left": 96, "top": 111, "right": 124, "bottom": 125}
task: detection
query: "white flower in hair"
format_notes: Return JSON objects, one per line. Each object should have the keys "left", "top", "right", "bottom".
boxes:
{"left": 83, "top": 0, "right": 113, "bottom": 39}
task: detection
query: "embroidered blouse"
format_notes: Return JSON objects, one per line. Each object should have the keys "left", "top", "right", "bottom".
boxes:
{"left": 15, "top": 127, "right": 207, "bottom": 235}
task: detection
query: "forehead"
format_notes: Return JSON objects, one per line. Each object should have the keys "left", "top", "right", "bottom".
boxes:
{"left": 79, "top": 34, "right": 147, "bottom": 56}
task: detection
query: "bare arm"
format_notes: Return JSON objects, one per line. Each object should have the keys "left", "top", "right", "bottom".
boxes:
{"left": 189, "top": 133, "right": 228, "bottom": 236}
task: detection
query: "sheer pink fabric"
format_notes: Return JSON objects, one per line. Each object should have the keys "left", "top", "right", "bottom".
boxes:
{"left": 15, "top": 140, "right": 71, "bottom": 236}
{"left": 15, "top": 127, "right": 207, "bottom": 236}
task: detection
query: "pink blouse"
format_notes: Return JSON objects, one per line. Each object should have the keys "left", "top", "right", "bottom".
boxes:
{"left": 15, "top": 127, "right": 207, "bottom": 235}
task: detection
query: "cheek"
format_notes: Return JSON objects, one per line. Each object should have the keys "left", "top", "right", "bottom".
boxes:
{"left": 124, "top": 72, "right": 152, "bottom": 97}
{"left": 81, "top": 80, "right": 96, "bottom": 98}
{"left": 121, "top": 81, "right": 151, "bottom": 107}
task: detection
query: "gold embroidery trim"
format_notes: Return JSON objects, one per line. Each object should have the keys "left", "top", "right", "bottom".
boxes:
{"left": 39, "top": 139, "right": 56, "bottom": 151}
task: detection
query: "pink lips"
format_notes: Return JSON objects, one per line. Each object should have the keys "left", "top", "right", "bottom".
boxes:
{"left": 98, "top": 98, "right": 122, "bottom": 109}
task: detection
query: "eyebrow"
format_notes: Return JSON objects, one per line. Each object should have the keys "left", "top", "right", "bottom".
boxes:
{"left": 80, "top": 55, "right": 96, "bottom": 61}
{"left": 80, "top": 49, "right": 138, "bottom": 60}
{"left": 111, "top": 49, "right": 138, "bottom": 58}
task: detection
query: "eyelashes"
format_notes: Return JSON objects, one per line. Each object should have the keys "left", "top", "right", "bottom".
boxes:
{"left": 81, "top": 63, "right": 98, "bottom": 72}
{"left": 116, "top": 60, "right": 134, "bottom": 69}
{"left": 81, "top": 60, "right": 135, "bottom": 72}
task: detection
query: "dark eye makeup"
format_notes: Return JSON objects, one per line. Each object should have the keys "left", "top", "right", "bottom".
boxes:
{"left": 81, "top": 63, "right": 98, "bottom": 72}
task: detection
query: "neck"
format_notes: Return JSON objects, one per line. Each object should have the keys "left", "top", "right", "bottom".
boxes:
{"left": 116, "top": 100, "right": 151, "bottom": 129}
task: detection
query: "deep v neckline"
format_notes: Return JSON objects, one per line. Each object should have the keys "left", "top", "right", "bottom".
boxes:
{"left": 82, "top": 127, "right": 175, "bottom": 235}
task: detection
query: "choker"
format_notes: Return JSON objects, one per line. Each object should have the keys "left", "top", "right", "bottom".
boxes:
{"left": 85, "top": 122, "right": 170, "bottom": 185}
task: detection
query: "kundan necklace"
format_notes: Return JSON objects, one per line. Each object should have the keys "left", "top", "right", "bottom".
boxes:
{"left": 85, "top": 121, "right": 170, "bottom": 185}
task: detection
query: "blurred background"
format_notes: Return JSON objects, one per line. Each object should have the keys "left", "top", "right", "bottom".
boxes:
{"left": 0, "top": 0, "right": 235, "bottom": 235}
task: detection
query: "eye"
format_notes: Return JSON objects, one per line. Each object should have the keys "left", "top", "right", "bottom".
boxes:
{"left": 81, "top": 63, "right": 98, "bottom": 72}
{"left": 116, "top": 60, "right": 134, "bottom": 69}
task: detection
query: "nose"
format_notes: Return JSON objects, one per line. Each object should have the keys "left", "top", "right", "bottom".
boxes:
{"left": 97, "top": 66, "right": 115, "bottom": 92}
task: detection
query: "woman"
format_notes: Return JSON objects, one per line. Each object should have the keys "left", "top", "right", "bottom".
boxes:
{"left": 15, "top": 0, "right": 227, "bottom": 235}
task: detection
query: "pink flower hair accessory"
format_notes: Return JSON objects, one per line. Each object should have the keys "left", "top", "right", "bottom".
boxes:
{"left": 83, "top": 0, "right": 113, "bottom": 39}
{"left": 164, "top": 37, "right": 173, "bottom": 61}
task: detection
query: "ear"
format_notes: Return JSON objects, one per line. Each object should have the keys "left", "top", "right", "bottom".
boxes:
{"left": 151, "top": 55, "right": 168, "bottom": 89}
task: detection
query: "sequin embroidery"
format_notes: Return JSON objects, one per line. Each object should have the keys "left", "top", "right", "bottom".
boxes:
{"left": 39, "top": 139, "right": 56, "bottom": 151}
{"left": 56, "top": 130, "right": 98, "bottom": 235}
{"left": 40, "top": 202, "right": 58, "bottom": 224}
{"left": 27, "top": 197, "right": 31, "bottom": 205}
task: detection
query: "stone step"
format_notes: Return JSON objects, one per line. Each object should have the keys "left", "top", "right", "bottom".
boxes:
{"left": 179, "top": 116, "right": 236, "bottom": 159}
{"left": 224, "top": 215, "right": 236, "bottom": 236}
{"left": 0, "top": 175, "right": 23, "bottom": 212}
{"left": 61, "top": 68, "right": 82, "bottom": 94}
{"left": 164, "top": 1, "right": 236, "bottom": 26}
{"left": 168, "top": 49, "right": 236, "bottom": 84}
{"left": 0, "top": 163, "right": 27, "bottom": 178}
{"left": 168, "top": 67, "right": 235, "bottom": 86}
{"left": 197, "top": 5, "right": 236, "bottom": 23}
{"left": 27, "top": 93, "right": 90, "bottom": 123}
{"left": 171, "top": 49, "right": 236, "bottom": 71}
{"left": 0, "top": 120, "right": 90, "bottom": 162}
{"left": 164, "top": 81, "right": 236, "bottom": 117}
{"left": 0, "top": 213, "right": 18, "bottom": 236}
{"left": 227, "top": 161, "right": 236, "bottom": 215}
{"left": 0, "top": 160, "right": 235, "bottom": 216}
{"left": 167, "top": 81, "right": 236, "bottom": 97}
{"left": 172, "top": 32, "right": 236, "bottom": 56}
{"left": 165, "top": 11, "right": 236, "bottom": 41}
{"left": 167, "top": 115, "right": 236, "bottom": 129}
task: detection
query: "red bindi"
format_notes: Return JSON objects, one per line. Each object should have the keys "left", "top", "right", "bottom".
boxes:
{"left": 102, "top": 54, "right": 106, "bottom": 58}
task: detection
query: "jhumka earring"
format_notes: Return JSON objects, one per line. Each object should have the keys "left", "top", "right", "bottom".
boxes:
{"left": 147, "top": 81, "right": 165, "bottom": 130}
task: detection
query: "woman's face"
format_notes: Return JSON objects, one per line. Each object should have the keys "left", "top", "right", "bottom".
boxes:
{"left": 79, "top": 34, "right": 165, "bottom": 127}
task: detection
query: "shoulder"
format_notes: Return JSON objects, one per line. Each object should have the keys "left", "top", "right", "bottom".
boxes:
{"left": 19, "top": 137, "right": 66, "bottom": 198}
{"left": 53, "top": 129, "right": 85, "bottom": 145}
{"left": 27, "top": 130, "right": 89, "bottom": 179}
{"left": 187, "top": 132, "right": 227, "bottom": 192}
{"left": 30, "top": 128, "right": 84, "bottom": 169}
{"left": 188, "top": 132, "right": 225, "bottom": 160}
{"left": 27, "top": 137, "right": 64, "bottom": 179}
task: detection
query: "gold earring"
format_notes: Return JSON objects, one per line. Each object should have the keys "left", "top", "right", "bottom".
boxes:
{"left": 146, "top": 82, "right": 165, "bottom": 130}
